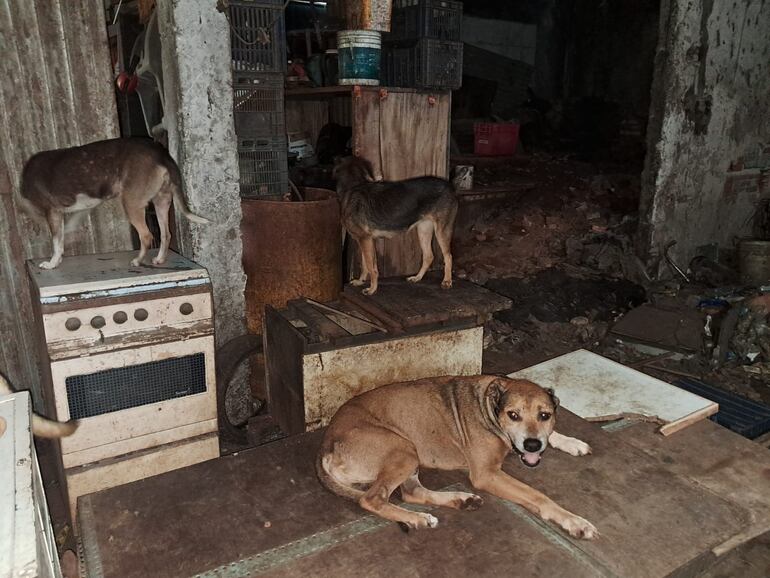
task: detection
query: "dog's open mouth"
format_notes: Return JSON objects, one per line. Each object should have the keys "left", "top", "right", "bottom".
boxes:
{"left": 513, "top": 446, "right": 542, "bottom": 468}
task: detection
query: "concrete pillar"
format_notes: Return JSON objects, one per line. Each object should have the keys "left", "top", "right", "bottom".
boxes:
{"left": 156, "top": 0, "right": 247, "bottom": 345}
{"left": 638, "top": 0, "right": 770, "bottom": 269}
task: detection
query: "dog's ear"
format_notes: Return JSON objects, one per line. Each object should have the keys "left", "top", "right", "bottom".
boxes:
{"left": 546, "top": 387, "right": 560, "bottom": 411}
{"left": 485, "top": 377, "right": 507, "bottom": 415}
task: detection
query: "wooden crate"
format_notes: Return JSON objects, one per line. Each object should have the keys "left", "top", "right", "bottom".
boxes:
{"left": 263, "top": 276, "right": 511, "bottom": 434}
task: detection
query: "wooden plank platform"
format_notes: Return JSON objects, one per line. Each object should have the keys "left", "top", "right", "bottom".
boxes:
{"left": 616, "top": 419, "right": 770, "bottom": 557}
{"left": 342, "top": 275, "right": 512, "bottom": 329}
{"left": 78, "top": 411, "right": 770, "bottom": 578}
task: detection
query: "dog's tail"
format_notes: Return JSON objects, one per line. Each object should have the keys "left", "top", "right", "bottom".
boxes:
{"left": 315, "top": 446, "right": 365, "bottom": 502}
{"left": 162, "top": 154, "right": 211, "bottom": 225}
{"left": 0, "top": 373, "right": 79, "bottom": 438}
{"left": 16, "top": 191, "right": 48, "bottom": 228}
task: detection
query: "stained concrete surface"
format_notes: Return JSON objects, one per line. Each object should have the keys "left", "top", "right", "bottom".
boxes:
{"left": 639, "top": 0, "right": 770, "bottom": 268}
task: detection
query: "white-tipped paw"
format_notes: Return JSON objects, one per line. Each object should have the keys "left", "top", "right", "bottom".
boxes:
{"left": 399, "top": 513, "right": 439, "bottom": 532}
{"left": 563, "top": 438, "right": 592, "bottom": 457}
{"left": 441, "top": 279, "right": 452, "bottom": 289}
{"left": 551, "top": 433, "right": 593, "bottom": 457}
{"left": 350, "top": 279, "right": 366, "bottom": 287}
{"left": 131, "top": 258, "right": 142, "bottom": 267}
{"left": 362, "top": 287, "right": 377, "bottom": 296}
{"left": 561, "top": 515, "right": 599, "bottom": 540}
{"left": 422, "top": 514, "right": 439, "bottom": 528}
{"left": 152, "top": 256, "right": 166, "bottom": 266}
{"left": 39, "top": 259, "right": 60, "bottom": 270}
{"left": 406, "top": 275, "right": 422, "bottom": 283}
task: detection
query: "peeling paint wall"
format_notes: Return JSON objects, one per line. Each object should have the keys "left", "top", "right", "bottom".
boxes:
{"left": 639, "top": 0, "right": 770, "bottom": 266}
{"left": 156, "top": 0, "right": 247, "bottom": 346}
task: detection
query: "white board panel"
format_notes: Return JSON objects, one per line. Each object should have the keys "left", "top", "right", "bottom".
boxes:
{"left": 509, "top": 349, "right": 718, "bottom": 435}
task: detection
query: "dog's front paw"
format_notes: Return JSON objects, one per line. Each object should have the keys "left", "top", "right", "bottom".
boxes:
{"left": 560, "top": 514, "right": 599, "bottom": 540}
{"left": 152, "top": 255, "right": 166, "bottom": 266}
{"left": 131, "top": 258, "right": 142, "bottom": 267}
{"left": 362, "top": 287, "right": 377, "bottom": 296}
{"left": 418, "top": 513, "right": 439, "bottom": 529}
{"left": 39, "top": 259, "right": 60, "bottom": 270}
{"left": 398, "top": 513, "right": 439, "bottom": 533}
{"left": 563, "top": 438, "right": 592, "bottom": 457}
{"left": 350, "top": 279, "right": 365, "bottom": 287}
{"left": 406, "top": 275, "right": 421, "bottom": 283}
{"left": 441, "top": 279, "right": 452, "bottom": 289}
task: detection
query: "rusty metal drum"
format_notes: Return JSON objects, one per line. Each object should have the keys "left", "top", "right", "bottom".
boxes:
{"left": 327, "top": 0, "right": 392, "bottom": 32}
{"left": 241, "top": 188, "right": 342, "bottom": 333}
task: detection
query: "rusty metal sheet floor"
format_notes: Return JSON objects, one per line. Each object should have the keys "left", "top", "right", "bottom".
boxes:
{"left": 78, "top": 412, "right": 770, "bottom": 578}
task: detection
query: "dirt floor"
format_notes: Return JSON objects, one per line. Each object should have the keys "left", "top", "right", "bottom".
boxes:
{"left": 454, "top": 153, "right": 640, "bottom": 282}
{"left": 450, "top": 153, "right": 645, "bottom": 373}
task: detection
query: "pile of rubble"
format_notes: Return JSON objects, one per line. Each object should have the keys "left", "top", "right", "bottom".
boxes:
{"left": 455, "top": 154, "right": 641, "bottom": 283}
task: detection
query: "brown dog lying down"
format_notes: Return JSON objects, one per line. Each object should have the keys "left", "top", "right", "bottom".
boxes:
{"left": 0, "top": 373, "right": 78, "bottom": 438}
{"left": 19, "top": 138, "right": 209, "bottom": 269}
{"left": 333, "top": 156, "right": 458, "bottom": 295}
{"left": 317, "top": 375, "right": 598, "bottom": 539}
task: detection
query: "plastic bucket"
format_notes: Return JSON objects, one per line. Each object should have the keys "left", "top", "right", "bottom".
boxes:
{"left": 337, "top": 30, "right": 381, "bottom": 86}
{"left": 739, "top": 240, "right": 770, "bottom": 284}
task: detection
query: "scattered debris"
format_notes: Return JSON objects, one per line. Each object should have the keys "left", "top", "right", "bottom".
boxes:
{"left": 463, "top": 154, "right": 770, "bottom": 425}
{"left": 585, "top": 412, "right": 666, "bottom": 426}
{"left": 487, "top": 268, "right": 645, "bottom": 326}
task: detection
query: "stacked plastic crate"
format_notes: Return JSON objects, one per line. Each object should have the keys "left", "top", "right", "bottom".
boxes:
{"left": 381, "top": 0, "right": 463, "bottom": 90}
{"left": 229, "top": 0, "right": 288, "bottom": 198}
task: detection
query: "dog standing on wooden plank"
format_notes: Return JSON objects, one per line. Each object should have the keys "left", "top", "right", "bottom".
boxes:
{"left": 317, "top": 375, "right": 598, "bottom": 539}
{"left": 333, "top": 156, "right": 458, "bottom": 296}
{"left": 19, "top": 138, "right": 209, "bottom": 269}
{"left": 0, "top": 373, "right": 78, "bottom": 438}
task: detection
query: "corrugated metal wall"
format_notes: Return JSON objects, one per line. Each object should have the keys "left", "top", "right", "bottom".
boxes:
{"left": 0, "top": 1, "right": 131, "bottom": 399}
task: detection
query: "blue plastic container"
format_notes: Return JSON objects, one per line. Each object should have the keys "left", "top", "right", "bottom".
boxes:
{"left": 337, "top": 30, "right": 382, "bottom": 86}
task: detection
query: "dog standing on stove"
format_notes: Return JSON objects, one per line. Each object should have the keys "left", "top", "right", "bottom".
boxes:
{"left": 333, "top": 156, "right": 458, "bottom": 295}
{"left": 317, "top": 375, "right": 598, "bottom": 539}
{"left": 19, "top": 137, "right": 209, "bottom": 269}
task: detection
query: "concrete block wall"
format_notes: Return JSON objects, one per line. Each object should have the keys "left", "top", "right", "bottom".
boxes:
{"left": 639, "top": 0, "right": 770, "bottom": 267}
